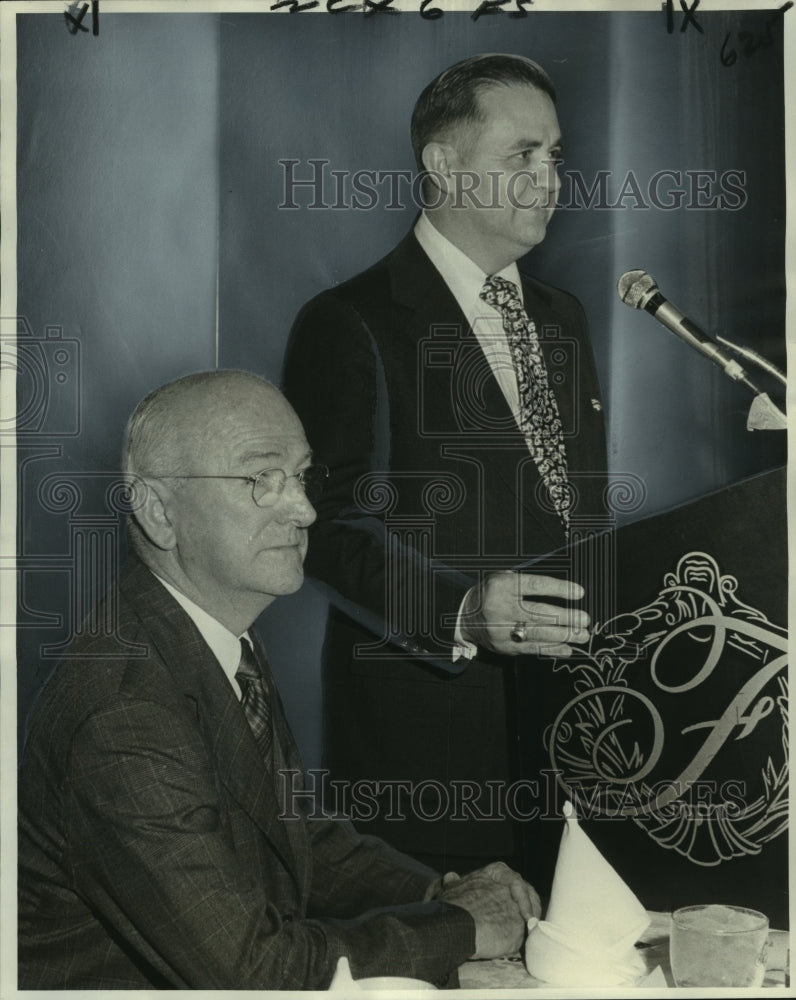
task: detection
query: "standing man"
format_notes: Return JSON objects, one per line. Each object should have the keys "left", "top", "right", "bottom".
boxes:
{"left": 18, "top": 370, "right": 540, "bottom": 990}
{"left": 283, "top": 55, "right": 608, "bottom": 879}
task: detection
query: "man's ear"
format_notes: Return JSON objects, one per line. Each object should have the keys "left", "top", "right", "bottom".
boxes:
{"left": 421, "top": 141, "right": 459, "bottom": 198}
{"left": 128, "top": 476, "right": 178, "bottom": 551}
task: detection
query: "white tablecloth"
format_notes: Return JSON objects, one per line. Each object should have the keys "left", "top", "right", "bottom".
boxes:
{"left": 458, "top": 912, "right": 789, "bottom": 990}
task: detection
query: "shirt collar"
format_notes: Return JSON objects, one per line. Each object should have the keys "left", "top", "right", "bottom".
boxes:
{"left": 414, "top": 211, "right": 524, "bottom": 306}
{"left": 154, "top": 573, "right": 247, "bottom": 689}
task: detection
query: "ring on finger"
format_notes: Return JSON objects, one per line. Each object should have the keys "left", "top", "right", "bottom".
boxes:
{"left": 510, "top": 622, "right": 528, "bottom": 643}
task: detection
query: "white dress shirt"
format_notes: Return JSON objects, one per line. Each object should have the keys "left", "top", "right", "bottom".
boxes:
{"left": 415, "top": 213, "right": 535, "bottom": 660}
{"left": 155, "top": 574, "right": 250, "bottom": 700}
{"left": 414, "top": 211, "right": 526, "bottom": 428}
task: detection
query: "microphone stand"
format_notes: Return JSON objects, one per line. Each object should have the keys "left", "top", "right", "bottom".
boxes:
{"left": 715, "top": 335, "right": 787, "bottom": 431}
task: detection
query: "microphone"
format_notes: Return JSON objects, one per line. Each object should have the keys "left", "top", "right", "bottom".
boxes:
{"left": 617, "top": 269, "right": 759, "bottom": 394}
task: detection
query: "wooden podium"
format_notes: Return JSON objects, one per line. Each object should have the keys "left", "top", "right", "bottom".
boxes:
{"left": 514, "top": 467, "right": 788, "bottom": 927}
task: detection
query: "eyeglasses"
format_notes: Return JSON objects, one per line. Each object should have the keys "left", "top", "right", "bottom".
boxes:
{"left": 148, "top": 464, "right": 329, "bottom": 507}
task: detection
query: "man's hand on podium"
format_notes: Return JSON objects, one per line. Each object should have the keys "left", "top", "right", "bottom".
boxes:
{"left": 460, "top": 571, "right": 590, "bottom": 657}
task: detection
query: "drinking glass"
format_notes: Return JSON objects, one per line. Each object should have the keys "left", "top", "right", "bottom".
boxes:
{"left": 670, "top": 904, "right": 769, "bottom": 987}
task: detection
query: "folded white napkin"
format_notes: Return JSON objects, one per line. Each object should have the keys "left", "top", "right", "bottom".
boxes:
{"left": 328, "top": 956, "right": 357, "bottom": 991}
{"left": 328, "top": 957, "right": 437, "bottom": 992}
{"left": 524, "top": 801, "right": 650, "bottom": 985}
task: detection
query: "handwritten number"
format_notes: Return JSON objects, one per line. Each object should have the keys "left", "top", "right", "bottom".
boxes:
{"left": 761, "top": 1, "right": 792, "bottom": 45}
{"left": 420, "top": 0, "right": 443, "bottom": 18}
{"left": 737, "top": 31, "right": 757, "bottom": 57}
{"left": 721, "top": 1, "right": 792, "bottom": 67}
{"left": 720, "top": 34, "right": 737, "bottom": 67}
{"left": 471, "top": 0, "right": 509, "bottom": 21}
{"left": 664, "top": 0, "right": 674, "bottom": 34}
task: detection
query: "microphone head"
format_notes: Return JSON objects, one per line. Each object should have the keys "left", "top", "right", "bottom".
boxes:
{"left": 617, "top": 269, "right": 659, "bottom": 308}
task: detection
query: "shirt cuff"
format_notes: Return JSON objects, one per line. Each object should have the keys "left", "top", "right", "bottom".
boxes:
{"left": 453, "top": 589, "right": 478, "bottom": 661}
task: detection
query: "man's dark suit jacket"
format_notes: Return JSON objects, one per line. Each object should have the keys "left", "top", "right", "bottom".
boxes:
{"left": 283, "top": 231, "right": 608, "bottom": 862}
{"left": 17, "top": 554, "right": 474, "bottom": 989}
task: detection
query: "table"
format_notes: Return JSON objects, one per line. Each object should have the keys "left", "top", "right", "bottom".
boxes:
{"left": 458, "top": 912, "right": 789, "bottom": 990}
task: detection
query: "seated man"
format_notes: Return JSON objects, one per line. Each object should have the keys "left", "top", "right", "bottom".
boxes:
{"left": 17, "top": 370, "right": 539, "bottom": 990}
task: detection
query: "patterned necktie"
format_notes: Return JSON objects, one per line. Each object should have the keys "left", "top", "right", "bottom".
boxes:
{"left": 480, "top": 274, "right": 570, "bottom": 535}
{"left": 236, "top": 638, "right": 273, "bottom": 760}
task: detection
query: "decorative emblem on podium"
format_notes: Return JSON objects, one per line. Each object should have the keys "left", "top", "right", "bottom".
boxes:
{"left": 545, "top": 552, "right": 788, "bottom": 866}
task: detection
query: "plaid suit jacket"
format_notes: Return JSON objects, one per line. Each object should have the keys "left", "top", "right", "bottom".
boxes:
{"left": 18, "top": 554, "right": 474, "bottom": 989}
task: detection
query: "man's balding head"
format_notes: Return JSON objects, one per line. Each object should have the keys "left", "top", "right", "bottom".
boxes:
{"left": 123, "top": 370, "right": 290, "bottom": 481}
{"left": 123, "top": 370, "right": 316, "bottom": 633}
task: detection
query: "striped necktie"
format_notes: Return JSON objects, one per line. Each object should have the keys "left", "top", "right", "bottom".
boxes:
{"left": 480, "top": 274, "right": 571, "bottom": 535}
{"left": 236, "top": 637, "right": 273, "bottom": 760}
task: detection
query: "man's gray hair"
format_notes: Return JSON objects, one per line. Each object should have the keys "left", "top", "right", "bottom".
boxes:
{"left": 123, "top": 369, "right": 274, "bottom": 478}
{"left": 122, "top": 369, "right": 275, "bottom": 555}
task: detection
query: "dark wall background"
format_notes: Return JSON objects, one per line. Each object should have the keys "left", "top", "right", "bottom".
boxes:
{"left": 16, "top": 10, "right": 786, "bottom": 768}
{"left": 16, "top": 14, "right": 220, "bottom": 738}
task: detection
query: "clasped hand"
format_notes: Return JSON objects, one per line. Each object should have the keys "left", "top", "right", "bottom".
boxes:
{"left": 427, "top": 862, "right": 541, "bottom": 960}
{"left": 460, "top": 570, "right": 590, "bottom": 657}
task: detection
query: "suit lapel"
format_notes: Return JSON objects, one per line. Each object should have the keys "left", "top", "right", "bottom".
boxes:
{"left": 249, "top": 631, "right": 313, "bottom": 899}
{"left": 386, "top": 232, "right": 566, "bottom": 554}
{"left": 118, "top": 558, "right": 303, "bottom": 892}
{"left": 387, "top": 231, "right": 522, "bottom": 440}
